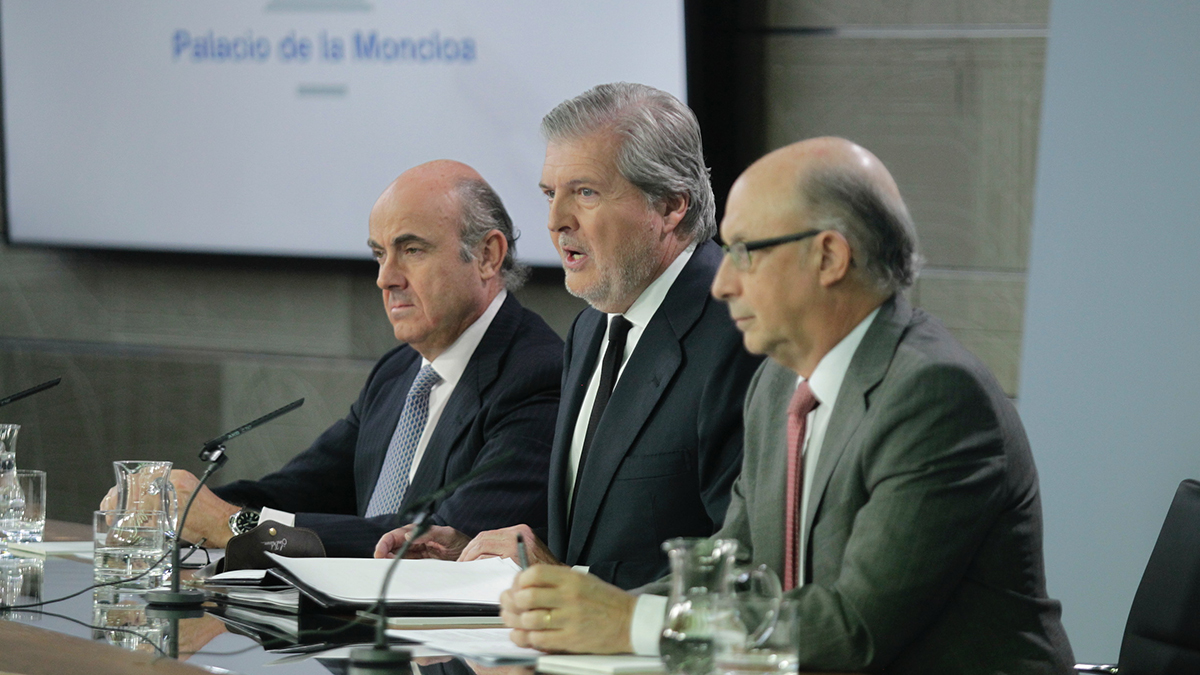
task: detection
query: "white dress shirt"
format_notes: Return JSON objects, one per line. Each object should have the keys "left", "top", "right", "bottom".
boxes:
{"left": 260, "top": 290, "right": 508, "bottom": 527}
{"left": 629, "top": 306, "right": 881, "bottom": 656}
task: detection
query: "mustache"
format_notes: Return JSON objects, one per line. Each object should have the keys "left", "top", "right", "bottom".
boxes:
{"left": 557, "top": 234, "right": 589, "bottom": 255}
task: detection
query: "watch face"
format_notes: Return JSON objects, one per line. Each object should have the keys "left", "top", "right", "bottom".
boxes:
{"left": 233, "top": 510, "right": 260, "bottom": 534}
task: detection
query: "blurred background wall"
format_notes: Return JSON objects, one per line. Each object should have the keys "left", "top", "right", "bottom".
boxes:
{"left": 0, "top": 0, "right": 1049, "bottom": 538}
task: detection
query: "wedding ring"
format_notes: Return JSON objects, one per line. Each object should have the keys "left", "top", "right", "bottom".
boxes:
{"left": 543, "top": 609, "right": 553, "bottom": 629}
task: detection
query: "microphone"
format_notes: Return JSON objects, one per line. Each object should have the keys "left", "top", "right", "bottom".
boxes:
{"left": 199, "top": 397, "right": 304, "bottom": 461}
{"left": 146, "top": 398, "right": 304, "bottom": 610}
{"left": 349, "top": 447, "right": 518, "bottom": 673}
{"left": 0, "top": 377, "right": 61, "bottom": 408}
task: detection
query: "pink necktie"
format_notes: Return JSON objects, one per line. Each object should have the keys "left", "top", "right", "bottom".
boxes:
{"left": 783, "top": 381, "right": 819, "bottom": 591}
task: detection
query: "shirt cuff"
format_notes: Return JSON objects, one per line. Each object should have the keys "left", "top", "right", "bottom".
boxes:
{"left": 260, "top": 507, "right": 295, "bottom": 527}
{"left": 629, "top": 594, "right": 668, "bottom": 656}
{"left": 572, "top": 565, "right": 590, "bottom": 574}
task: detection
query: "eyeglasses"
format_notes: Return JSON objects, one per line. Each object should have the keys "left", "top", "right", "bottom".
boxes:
{"left": 721, "top": 229, "right": 823, "bottom": 271}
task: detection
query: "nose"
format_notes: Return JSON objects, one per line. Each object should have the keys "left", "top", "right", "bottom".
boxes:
{"left": 376, "top": 254, "right": 407, "bottom": 291}
{"left": 546, "top": 194, "right": 576, "bottom": 234}
{"left": 711, "top": 253, "right": 741, "bottom": 302}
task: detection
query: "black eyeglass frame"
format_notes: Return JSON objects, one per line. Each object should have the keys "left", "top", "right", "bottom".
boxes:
{"left": 721, "top": 229, "right": 823, "bottom": 270}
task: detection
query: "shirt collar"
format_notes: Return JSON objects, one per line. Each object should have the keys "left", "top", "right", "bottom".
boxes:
{"left": 804, "top": 306, "right": 882, "bottom": 407}
{"left": 611, "top": 244, "right": 696, "bottom": 329}
{"left": 422, "top": 290, "right": 508, "bottom": 387}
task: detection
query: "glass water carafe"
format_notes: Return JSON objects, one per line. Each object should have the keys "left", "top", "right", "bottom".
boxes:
{"left": 111, "top": 460, "right": 177, "bottom": 585}
{"left": 659, "top": 537, "right": 740, "bottom": 675}
{"left": 0, "top": 425, "right": 23, "bottom": 545}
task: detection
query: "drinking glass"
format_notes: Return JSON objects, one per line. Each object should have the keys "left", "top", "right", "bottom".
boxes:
{"left": 0, "top": 470, "right": 45, "bottom": 543}
{"left": 93, "top": 509, "right": 167, "bottom": 590}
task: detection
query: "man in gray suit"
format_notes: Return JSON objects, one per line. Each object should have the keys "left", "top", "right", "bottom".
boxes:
{"left": 497, "top": 137, "right": 1075, "bottom": 674}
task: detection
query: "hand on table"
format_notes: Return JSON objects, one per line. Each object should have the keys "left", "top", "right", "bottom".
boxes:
{"left": 500, "top": 565, "right": 636, "bottom": 654}
{"left": 458, "top": 525, "right": 559, "bottom": 565}
{"left": 374, "top": 524, "right": 471, "bottom": 560}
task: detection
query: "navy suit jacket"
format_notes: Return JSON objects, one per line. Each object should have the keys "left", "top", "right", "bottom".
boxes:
{"left": 214, "top": 293, "right": 563, "bottom": 557}
{"left": 547, "top": 240, "right": 764, "bottom": 589}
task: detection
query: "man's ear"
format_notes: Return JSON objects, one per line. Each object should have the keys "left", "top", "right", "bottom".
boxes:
{"left": 660, "top": 194, "right": 689, "bottom": 236}
{"left": 475, "top": 229, "right": 507, "bottom": 282}
{"left": 816, "top": 230, "right": 853, "bottom": 287}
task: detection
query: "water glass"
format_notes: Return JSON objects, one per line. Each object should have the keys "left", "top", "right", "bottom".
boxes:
{"left": 0, "top": 470, "right": 45, "bottom": 543}
{"left": 93, "top": 509, "right": 167, "bottom": 590}
{"left": 713, "top": 597, "right": 801, "bottom": 675}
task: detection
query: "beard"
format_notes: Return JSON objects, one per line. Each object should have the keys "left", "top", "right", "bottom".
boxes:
{"left": 563, "top": 225, "right": 663, "bottom": 313}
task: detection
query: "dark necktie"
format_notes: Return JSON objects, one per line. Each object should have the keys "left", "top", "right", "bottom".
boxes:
{"left": 577, "top": 315, "right": 634, "bottom": 480}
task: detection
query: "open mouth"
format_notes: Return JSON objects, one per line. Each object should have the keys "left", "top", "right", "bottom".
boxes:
{"left": 561, "top": 246, "right": 588, "bottom": 268}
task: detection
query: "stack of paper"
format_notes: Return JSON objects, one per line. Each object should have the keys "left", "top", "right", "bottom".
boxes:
{"left": 266, "top": 553, "right": 520, "bottom": 616}
{"left": 387, "top": 628, "right": 666, "bottom": 673}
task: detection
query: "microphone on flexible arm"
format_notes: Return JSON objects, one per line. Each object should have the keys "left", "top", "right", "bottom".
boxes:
{"left": 349, "top": 447, "right": 518, "bottom": 674}
{"left": 146, "top": 397, "right": 305, "bottom": 610}
{"left": 0, "top": 377, "right": 62, "bottom": 408}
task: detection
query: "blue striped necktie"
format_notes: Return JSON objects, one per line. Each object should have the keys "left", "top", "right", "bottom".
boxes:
{"left": 364, "top": 364, "right": 442, "bottom": 517}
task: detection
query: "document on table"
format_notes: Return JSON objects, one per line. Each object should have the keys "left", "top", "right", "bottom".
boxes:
{"left": 389, "top": 627, "right": 541, "bottom": 665}
{"left": 3, "top": 540, "right": 93, "bottom": 559}
{"left": 266, "top": 553, "right": 520, "bottom": 614}
{"left": 536, "top": 655, "right": 665, "bottom": 675}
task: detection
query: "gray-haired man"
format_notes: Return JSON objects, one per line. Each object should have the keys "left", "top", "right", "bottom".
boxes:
{"left": 377, "top": 83, "right": 763, "bottom": 590}
{"left": 497, "top": 137, "right": 1074, "bottom": 674}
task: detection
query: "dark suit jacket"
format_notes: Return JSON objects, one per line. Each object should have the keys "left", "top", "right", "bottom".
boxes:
{"left": 548, "top": 240, "right": 763, "bottom": 589}
{"left": 715, "top": 295, "right": 1074, "bottom": 674}
{"left": 214, "top": 293, "right": 563, "bottom": 558}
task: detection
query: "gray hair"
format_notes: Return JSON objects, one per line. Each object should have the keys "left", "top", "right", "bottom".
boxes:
{"left": 454, "top": 178, "right": 529, "bottom": 290}
{"left": 541, "top": 82, "right": 716, "bottom": 242}
{"left": 802, "top": 168, "right": 922, "bottom": 294}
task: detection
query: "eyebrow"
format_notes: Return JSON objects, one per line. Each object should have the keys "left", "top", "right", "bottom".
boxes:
{"left": 366, "top": 234, "right": 436, "bottom": 249}
{"left": 539, "top": 178, "right": 597, "bottom": 191}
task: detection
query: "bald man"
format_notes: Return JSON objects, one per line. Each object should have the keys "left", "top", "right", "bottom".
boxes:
{"left": 161, "top": 161, "right": 563, "bottom": 557}
{"left": 499, "top": 139, "right": 1074, "bottom": 673}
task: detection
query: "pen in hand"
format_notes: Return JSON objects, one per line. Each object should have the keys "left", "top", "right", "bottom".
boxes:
{"left": 516, "top": 532, "right": 529, "bottom": 570}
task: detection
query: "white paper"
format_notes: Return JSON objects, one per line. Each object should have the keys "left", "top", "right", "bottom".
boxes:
{"left": 267, "top": 553, "right": 520, "bottom": 605}
{"left": 537, "top": 655, "right": 665, "bottom": 675}
{"left": 209, "top": 568, "right": 269, "bottom": 583}
{"left": 3, "top": 540, "right": 93, "bottom": 557}
{"left": 389, "top": 627, "right": 540, "bottom": 664}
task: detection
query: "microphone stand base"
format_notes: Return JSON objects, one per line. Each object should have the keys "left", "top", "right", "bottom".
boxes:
{"left": 145, "top": 589, "right": 207, "bottom": 607}
{"left": 349, "top": 645, "right": 412, "bottom": 673}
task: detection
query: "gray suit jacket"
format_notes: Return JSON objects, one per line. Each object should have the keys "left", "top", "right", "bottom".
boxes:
{"left": 714, "top": 296, "right": 1074, "bottom": 674}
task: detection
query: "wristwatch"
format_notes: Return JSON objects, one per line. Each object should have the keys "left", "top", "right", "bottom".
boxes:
{"left": 228, "top": 508, "right": 261, "bottom": 536}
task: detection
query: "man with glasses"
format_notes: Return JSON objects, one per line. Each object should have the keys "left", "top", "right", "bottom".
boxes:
{"left": 497, "top": 137, "right": 1074, "bottom": 674}
{"left": 376, "top": 83, "right": 762, "bottom": 591}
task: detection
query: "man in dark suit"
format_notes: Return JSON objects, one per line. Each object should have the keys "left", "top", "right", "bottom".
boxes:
{"left": 154, "top": 160, "right": 563, "bottom": 557}
{"left": 497, "top": 138, "right": 1075, "bottom": 673}
{"left": 376, "top": 83, "right": 761, "bottom": 589}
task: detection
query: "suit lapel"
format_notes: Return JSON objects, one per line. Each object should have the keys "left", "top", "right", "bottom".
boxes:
{"left": 565, "top": 242, "right": 721, "bottom": 564}
{"left": 398, "top": 294, "right": 519, "bottom": 514}
{"left": 547, "top": 309, "right": 606, "bottom": 556}
{"left": 803, "top": 295, "right": 914, "bottom": 545}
